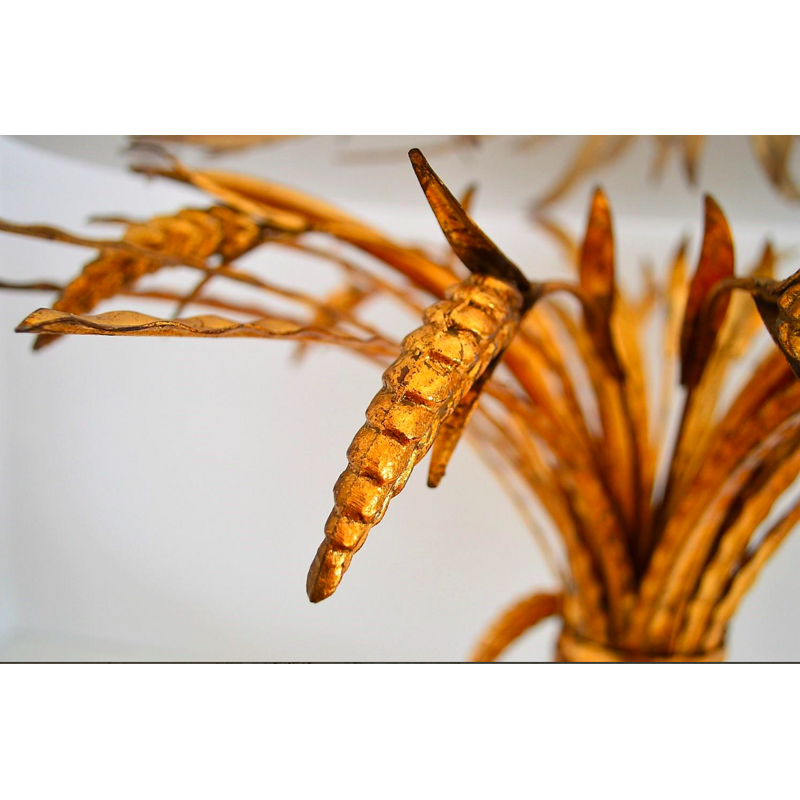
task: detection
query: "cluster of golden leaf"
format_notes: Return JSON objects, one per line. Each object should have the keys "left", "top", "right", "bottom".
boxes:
{"left": 3, "top": 146, "right": 800, "bottom": 662}
{"left": 135, "top": 135, "right": 800, "bottom": 209}
{"left": 531, "top": 135, "right": 800, "bottom": 211}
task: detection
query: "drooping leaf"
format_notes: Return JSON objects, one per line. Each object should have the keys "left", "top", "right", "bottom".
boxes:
{"left": 470, "top": 592, "right": 563, "bottom": 662}
{"left": 15, "top": 308, "right": 396, "bottom": 357}
{"left": 679, "top": 195, "right": 735, "bottom": 389}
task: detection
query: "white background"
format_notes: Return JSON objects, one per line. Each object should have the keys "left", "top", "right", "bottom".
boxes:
{"left": 2, "top": 135, "right": 800, "bottom": 662}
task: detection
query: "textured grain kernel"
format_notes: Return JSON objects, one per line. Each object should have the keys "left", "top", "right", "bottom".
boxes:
{"left": 324, "top": 514, "right": 369, "bottom": 550}
{"left": 398, "top": 361, "right": 458, "bottom": 407}
{"left": 332, "top": 470, "right": 357, "bottom": 500}
{"left": 432, "top": 328, "right": 481, "bottom": 367}
{"left": 448, "top": 275, "right": 519, "bottom": 305}
{"left": 448, "top": 304, "right": 497, "bottom": 337}
{"left": 383, "top": 354, "right": 423, "bottom": 392}
{"left": 366, "top": 393, "right": 437, "bottom": 441}
{"left": 401, "top": 328, "right": 463, "bottom": 367}
{"left": 400, "top": 325, "right": 438, "bottom": 355}
{"left": 341, "top": 475, "right": 387, "bottom": 523}
{"left": 307, "top": 543, "right": 352, "bottom": 603}
{"left": 457, "top": 286, "right": 508, "bottom": 317}
{"left": 422, "top": 304, "right": 451, "bottom": 327}
{"left": 347, "top": 425, "right": 414, "bottom": 484}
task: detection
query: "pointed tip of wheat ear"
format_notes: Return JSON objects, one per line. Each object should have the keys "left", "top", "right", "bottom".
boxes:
{"left": 306, "top": 541, "right": 352, "bottom": 603}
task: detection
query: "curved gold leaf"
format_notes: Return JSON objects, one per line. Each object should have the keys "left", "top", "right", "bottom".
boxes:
{"left": 15, "top": 308, "right": 394, "bottom": 355}
{"left": 579, "top": 187, "right": 623, "bottom": 379}
{"left": 678, "top": 432, "right": 800, "bottom": 653}
{"left": 470, "top": 592, "right": 563, "bottom": 662}
{"left": 704, "top": 497, "right": 800, "bottom": 650}
{"left": 680, "top": 195, "right": 735, "bottom": 389}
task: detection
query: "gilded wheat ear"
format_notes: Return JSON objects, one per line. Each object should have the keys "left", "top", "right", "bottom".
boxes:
{"left": 306, "top": 150, "right": 540, "bottom": 602}
{"left": 0, "top": 208, "right": 263, "bottom": 351}
{"left": 307, "top": 274, "right": 526, "bottom": 602}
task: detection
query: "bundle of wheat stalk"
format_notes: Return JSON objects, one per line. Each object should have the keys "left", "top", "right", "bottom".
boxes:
{"left": 2, "top": 147, "right": 800, "bottom": 662}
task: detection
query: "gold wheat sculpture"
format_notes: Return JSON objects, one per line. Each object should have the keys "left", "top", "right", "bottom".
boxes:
{"left": 2, "top": 145, "right": 800, "bottom": 662}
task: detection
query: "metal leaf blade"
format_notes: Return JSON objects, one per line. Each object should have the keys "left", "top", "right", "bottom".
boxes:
{"left": 408, "top": 149, "right": 532, "bottom": 299}
{"left": 679, "top": 195, "right": 735, "bottom": 389}
{"left": 15, "top": 308, "right": 393, "bottom": 355}
{"left": 579, "top": 187, "right": 623, "bottom": 379}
